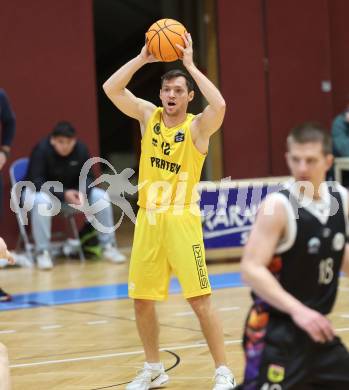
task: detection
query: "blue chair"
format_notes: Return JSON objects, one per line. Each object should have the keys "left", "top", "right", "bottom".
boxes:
{"left": 9, "top": 158, "right": 85, "bottom": 263}
{"left": 9, "top": 158, "right": 34, "bottom": 261}
{"left": 9, "top": 157, "right": 29, "bottom": 184}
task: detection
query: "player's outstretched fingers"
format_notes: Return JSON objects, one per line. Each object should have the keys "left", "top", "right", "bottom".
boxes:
{"left": 186, "top": 32, "right": 192, "bottom": 46}
{"left": 175, "top": 43, "right": 184, "bottom": 52}
{"left": 181, "top": 33, "right": 189, "bottom": 47}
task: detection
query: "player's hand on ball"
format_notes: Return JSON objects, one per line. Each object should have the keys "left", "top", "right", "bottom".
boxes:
{"left": 176, "top": 32, "right": 194, "bottom": 67}
{"left": 140, "top": 45, "right": 159, "bottom": 63}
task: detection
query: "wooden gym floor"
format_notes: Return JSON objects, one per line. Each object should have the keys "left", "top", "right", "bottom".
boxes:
{"left": 1, "top": 223, "right": 349, "bottom": 389}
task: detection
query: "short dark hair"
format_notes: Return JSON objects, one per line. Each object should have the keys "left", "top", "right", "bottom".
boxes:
{"left": 287, "top": 122, "right": 332, "bottom": 155}
{"left": 51, "top": 121, "right": 76, "bottom": 138}
{"left": 161, "top": 69, "right": 194, "bottom": 92}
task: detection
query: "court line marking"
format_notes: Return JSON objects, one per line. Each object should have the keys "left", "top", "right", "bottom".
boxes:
{"left": 175, "top": 311, "right": 194, "bottom": 317}
{"left": 2, "top": 309, "right": 346, "bottom": 335}
{"left": 10, "top": 325, "right": 349, "bottom": 368}
{"left": 10, "top": 339, "right": 242, "bottom": 369}
{"left": 219, "top": 306, "right": 240, "bottom": 312}
{"left": 87, "top": 320, "right": 109, "bottom": 325}
{"left": 175, "top": 306, "right": 240, "bottom": 317}
{"left": 0, "top": 272, "right": 245, "bottom": 312}
{"left": 40, "top": 325, "right": 62, "bottom": 330}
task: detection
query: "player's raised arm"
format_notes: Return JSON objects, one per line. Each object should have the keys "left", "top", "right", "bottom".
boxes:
{"left": 103, "top": 45, "right": 157, "bottom": 128}
{"left": 176, "top": 32, "right": 226, "bottom": 137}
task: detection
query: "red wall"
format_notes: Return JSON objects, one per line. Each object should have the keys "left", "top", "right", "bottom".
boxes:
{"left": 218, "top": 0, "right": 349, "bottom": 179}
{"left": 266, "top": 0, "right": 332, "bottom": 175}
{"left": 217, "top": 0, "right": 270, "bottom": 179}
{"left": 2, "top": 1, "right": 349, "bottom": 246}
{"left": 0, "top": 1, "right": 99, "bottom": 245}
{"left": 329, "top": 0, "right": 349, "bottom": 115}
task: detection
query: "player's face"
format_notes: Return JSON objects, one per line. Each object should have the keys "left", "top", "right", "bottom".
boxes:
{"left": 50, "top": 136, "right": 76, "bottom": 156}
{"left": 160, "top": 77, "right": 194, "bottom": 116}
{"left": 286, "top": 142, "right": 333, "bottom": 185}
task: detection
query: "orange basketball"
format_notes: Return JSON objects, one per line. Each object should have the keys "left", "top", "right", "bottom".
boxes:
{"left": 146, "top": 19, "right": 187, "bottom": 62}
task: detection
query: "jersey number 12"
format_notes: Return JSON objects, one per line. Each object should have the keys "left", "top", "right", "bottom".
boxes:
{"left": 161, "top": 142, "right": 170, "bottom": 156}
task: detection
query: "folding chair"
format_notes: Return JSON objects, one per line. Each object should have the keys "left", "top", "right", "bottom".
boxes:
{"left": 9, "top": 157, "right": 85, "bottom": 262}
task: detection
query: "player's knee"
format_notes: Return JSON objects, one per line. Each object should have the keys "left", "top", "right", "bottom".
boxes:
{"left": 188, "top": 295, "right": 211, "bottom": 318}
{"left": 134, "top": 299, "right": 155, "bottom": 313}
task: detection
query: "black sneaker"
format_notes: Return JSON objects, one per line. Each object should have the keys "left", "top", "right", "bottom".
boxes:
{"left": 0, "top": 288, "right": 12, "bottom": 302}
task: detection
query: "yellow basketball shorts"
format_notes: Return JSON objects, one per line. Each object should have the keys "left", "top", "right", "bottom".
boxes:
{"left": 128, "top": 207, "right": 211, "bottom": 300}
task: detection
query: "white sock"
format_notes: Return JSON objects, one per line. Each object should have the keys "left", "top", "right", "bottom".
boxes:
{"left": 146, "top": 362, "right": 163, "bottom": 370}
{"left": 216, "top": 365, "right": 231, "bottom": 374}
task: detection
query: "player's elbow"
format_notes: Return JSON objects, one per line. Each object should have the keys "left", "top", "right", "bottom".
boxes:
{"left": 215, "top": 99, "right": 226, "bottom": 114}
{"left": 102, "top": 80, "right": 112, "bottom": 96}
{"left": 103, "top": 79, "right": 120, "bottom": 97}
{"left": 103, "top": 81, "right": 125, "bottom": 102}
{"left": 240, "top": 260, "right": 255, "bottom": 286}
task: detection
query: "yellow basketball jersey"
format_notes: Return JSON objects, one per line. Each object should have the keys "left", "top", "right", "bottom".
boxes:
{"left": 138, "top": 107, "right": 205, "bottom": 209}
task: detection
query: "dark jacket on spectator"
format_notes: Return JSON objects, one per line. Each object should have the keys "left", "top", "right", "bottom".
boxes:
{"left": 26, "top": 137, "right": 95, "bottom": 201}
{"left": 0, "top": 89, "right": 16, "bottom": 147}
{"left": 332, "top": 113, "right": 349, "bottom": 157}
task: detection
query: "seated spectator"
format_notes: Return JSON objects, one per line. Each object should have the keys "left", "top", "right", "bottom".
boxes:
{"left": 331, "top": 103, "right": 349, "bottom": 185}
{"left": 25, "top": 121, "right": 126, "bottom": 269}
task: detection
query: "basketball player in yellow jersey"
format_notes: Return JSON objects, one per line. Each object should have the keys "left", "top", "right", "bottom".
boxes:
{"left": 103, "top": 33, "right": 236, "bottom": 390}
